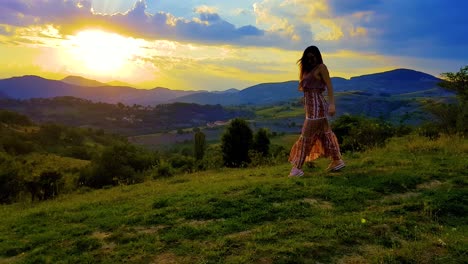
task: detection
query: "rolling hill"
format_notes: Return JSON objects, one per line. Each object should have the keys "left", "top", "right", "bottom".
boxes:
{"left": 0, "top": 69, "right": 452, "bottom": 107}
{"left": 0, "top": 75, "right": 199, "bottom": 105}
{"left": 173, "top": 69, "right": 449, "bottom": 105}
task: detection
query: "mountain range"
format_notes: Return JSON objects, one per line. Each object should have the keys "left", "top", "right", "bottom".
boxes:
{"left": 0, "top": 69, "right": 450, "bottom": 106}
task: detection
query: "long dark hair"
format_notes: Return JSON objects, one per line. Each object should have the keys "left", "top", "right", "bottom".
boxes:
{"left": 297, "top": 45, "right": 323, "bottom": 80}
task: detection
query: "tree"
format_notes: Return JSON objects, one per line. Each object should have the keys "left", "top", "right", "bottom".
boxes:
{"left": 0, "top": 110, "right": 33, "bottom": 126}
{"left": 253, "top": 128, "right": 270, "bottom": 157}
{"left": 0, "top": 153, "right": 21, "bottom": 204}
{"left": 194, "top": 131, "right": 206, "bottom": 160}
{"left": 439, "top": 65, "right": 468, "bottom": 103}
{"left": 426, "top": 65, "right": 468, "bottom": 136}
{"left": 221, "top": 118, "right": 253, "bottom": 167}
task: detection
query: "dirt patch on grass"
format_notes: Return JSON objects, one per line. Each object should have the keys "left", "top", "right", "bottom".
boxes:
{"left": 358, "top": 244, "right": 388, "bottom": 260}
{"left": 337, "top": 255, "right": 369, "bottom": 264}
{"left": 151, "top": 252, "right": 190, "bottom": 264}
{"left": 382, "top": 192, "right": 420, "bottom": 201}
{"left": 0, "top": 255, "right": 25, "bottom": 264}
{"left": 303, "top": 198, "right": 334, "bottom": 210}
{"left": 186, "top": 219, "right": 218, "bottom": 227}
{"left": 226, "top": 230, "right": 253, "bottom": 240}
{"left": 91, "top": 231, "right": 111, "bottom": 240}
{"left": 256, "top": 257, "right": 274, "bottom": 264}
{"left": 416, "top": 180, "right": 442, "bottom": 190}
{"left": 91, "top": 231, "right": 116, "bottom": 253}
{"left": 134, "top": 225, "right": 168, "bottom": 234}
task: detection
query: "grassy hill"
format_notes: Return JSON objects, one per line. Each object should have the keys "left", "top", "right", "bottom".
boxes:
{"left": 0, "top": 134, "right": 466, "bottom": 263}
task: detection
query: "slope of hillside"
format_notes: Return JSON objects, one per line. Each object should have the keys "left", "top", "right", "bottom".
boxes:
{"left": 1, "top": 135, "right": 466, "bottom": 263}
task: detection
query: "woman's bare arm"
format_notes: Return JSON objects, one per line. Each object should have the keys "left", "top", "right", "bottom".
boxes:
{"left": 319, "top": 64, "right": 336, "bottom": 116}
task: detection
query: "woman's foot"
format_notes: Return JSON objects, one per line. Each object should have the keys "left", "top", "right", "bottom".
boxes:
{"left": 289, "top": 167, "right": 304, "bottom": 177}
{"left": 327, "top": 160, "right": 345, "bottom": 172}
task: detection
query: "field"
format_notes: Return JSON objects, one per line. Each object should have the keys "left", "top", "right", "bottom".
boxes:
{"left": 0, "top": 135, "right": 467, "bottom": 263}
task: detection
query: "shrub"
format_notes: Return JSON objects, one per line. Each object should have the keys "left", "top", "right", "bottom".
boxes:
{"left": 0, "top": 133, "right": 36, "bottom": 155}
{"left": 0, "top": 153, "right": 21, "bottom": 203}
{"left": 35, "top": 123, "right": 64, "bottom": 145}
{"left": 252, "top": 128, "right": 270, "bottom": 157}
{"left": 201, "top": 145, "right": 224, "bottom": 169}
{"left": 24, "top": 171, "right": 62, "bottom": 201}
{"left": 248, "top": 150, "right": 267, "bottom": 167}
{"left": 269, "top": 144, "right": 289, "bottom": 164}
{"left": 194, "top": 131, "right": 206, "bottom": 160}
{"left": 169, "top": 154, "right": 195, "bottom": 173}
{"left": 63, "top": 146, "right": 94, "bottom": 160}
{"left": 0, "top": 110, "right": 33, "bottom": 126}
{"left": 221, "top": 118, "right": 253, "bottom": 167}
{"left": 332, "top": 115, "right": 395, "bottom": 152}
{"left": 80, "top": 143, "right": 158, "bottom": 188}
{"left": 155, "top": 161, "right": 174, "bottom": 178}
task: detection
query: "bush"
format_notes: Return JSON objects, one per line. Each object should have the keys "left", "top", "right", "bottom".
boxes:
{"left": 80, "top": 143, "right": 159, "bottom": 188}
{"left": 269, "top": 144, "right": 289, "bottom": 164}
{"left": 24, "top": 171, "right": 62, "bottom": 201}
{"left": 221, "top": 118, "right": 253, "bottom": 167}
{"left": 155, "top": 161, "right": 174, "bottom": 178}
{"left": 201, "top": 145, "right": 224, "bottom": 170}
{"left": 0, "top": 153, "right": 21, "bottom": 203}
{"left": 0, "top": 110, "right": 33, "bottom": 126}
{"left": 79, "top": 164, "right": 110, "bottom": 188}
{"left": 194, "top": 131, "right": 206, "bottom": 160}
{"left": 252, "top": 128, "right": 270, "bottom": 157}
{"left": 0, "top": 132, "right": 36, "bottom": 155}
{"left": 35, "top": 123, "right": 64, "bottom": 145}
{"left": 332, "top": 115, "right": 395, "bottom": 152}
{"left": 248, "top": 150, "right": 267, "bottom": 167}
{"left": 169, "top": 154, "right": 195, "bottom": 173}
{"left": 64, "top": 146, "right": 93, "bottom": 160}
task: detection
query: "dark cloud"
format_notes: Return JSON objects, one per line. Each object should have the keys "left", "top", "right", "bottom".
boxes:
{"left": 329, "top": 0, "right": 468, "bottom": 60}
{"left": 329, "top": 0, "right": 383, "bottom": 15}
{"left": 199, "top": 12, "right": 221, "bottom": 22}
{"left": 237, "top": 25, "right": 263, "bottom": 36}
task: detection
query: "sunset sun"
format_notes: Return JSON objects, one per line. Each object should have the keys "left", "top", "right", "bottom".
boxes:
{"left": 65, "top": 30, "right": 143, "bottom": 76}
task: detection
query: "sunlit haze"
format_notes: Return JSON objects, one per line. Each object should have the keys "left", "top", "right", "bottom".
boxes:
{"left": 0, "top": 0, "right": 467, "bottom": 90}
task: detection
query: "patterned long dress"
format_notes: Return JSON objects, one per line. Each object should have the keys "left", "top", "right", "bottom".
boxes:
{"left": 288, "top": 64, "right": 342, "bottom": 169}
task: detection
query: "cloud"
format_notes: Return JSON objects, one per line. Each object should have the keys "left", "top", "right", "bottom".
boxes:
{"left": 0, "top": 0, "right": 269, "bottom": 46}
{"left": 0, "top": 25, "right": 14, "bottom": 36}
{"left": 0, "top": 0, "right": 466, "bottom": 63}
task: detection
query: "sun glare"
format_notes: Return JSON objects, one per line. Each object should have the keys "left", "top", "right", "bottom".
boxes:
{"left": 65, "top": 30, "right": 143, "bottom": 76}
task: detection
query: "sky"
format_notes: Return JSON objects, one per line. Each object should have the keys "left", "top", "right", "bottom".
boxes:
{"left": 0, "top": 0, "right": 467, "bottom": 91}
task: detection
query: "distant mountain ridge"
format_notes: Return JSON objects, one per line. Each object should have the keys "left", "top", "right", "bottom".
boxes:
{"left": 0, "top": 69, "right": 450, "bottom": 106}
{"left": 351, "top": 68, "right": 439, "bottom": 82}
{"left": 61, "top": 76, "right": 108, "bottom": 87}
{"left": 0, "top": 75, "right": 199, "bottom": 105}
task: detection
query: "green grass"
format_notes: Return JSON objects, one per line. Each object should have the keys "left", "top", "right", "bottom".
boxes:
{"left": 255, "top": 105, "right": 304, "bottom": 119}
{"left": 271, "top": 134, "right": 299, "bottom": 148}
{"left": 0, "top": 135, "right": 467, "bottom": 263}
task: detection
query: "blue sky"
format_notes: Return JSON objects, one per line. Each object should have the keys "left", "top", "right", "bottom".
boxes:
{"left": 0, "top": 0, "right": 467, "bottom": 90}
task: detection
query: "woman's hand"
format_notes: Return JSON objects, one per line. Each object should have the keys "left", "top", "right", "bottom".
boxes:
{"left": 328, "top": 103, "right": 336, "bottom": 116}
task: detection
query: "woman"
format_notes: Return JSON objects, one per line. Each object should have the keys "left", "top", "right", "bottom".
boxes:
{"left": 288, "top": 46, "right": 345, "bottom": 177}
